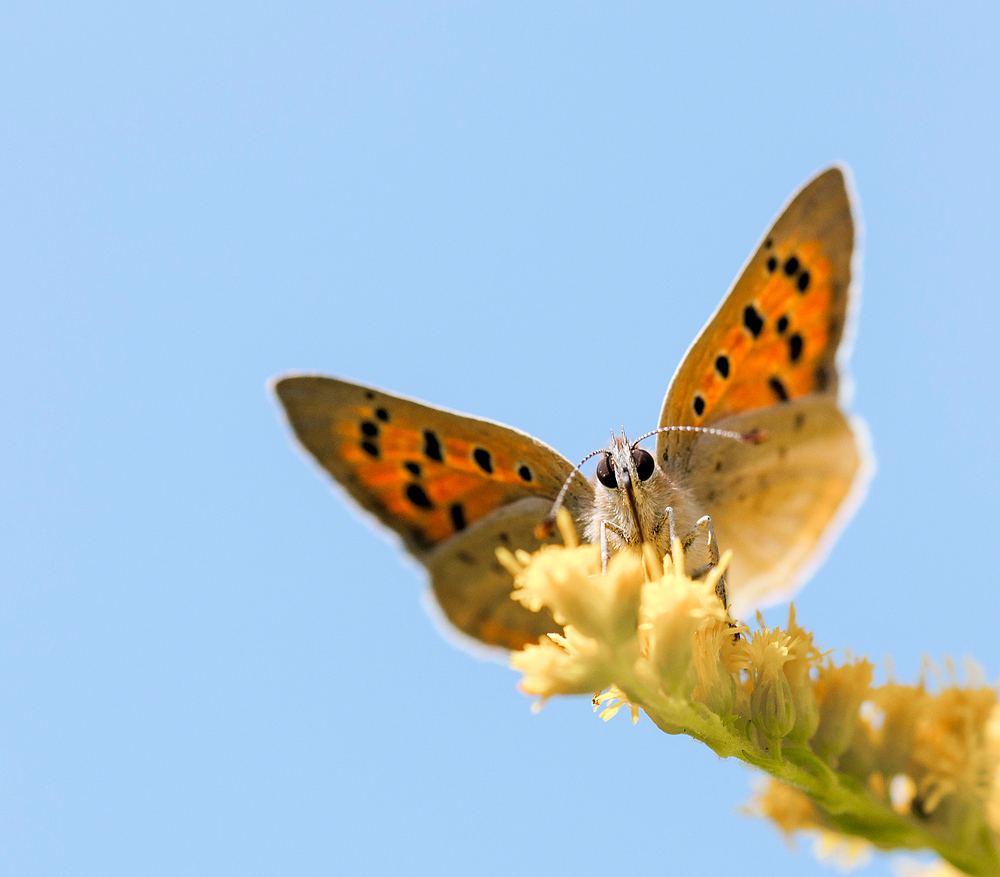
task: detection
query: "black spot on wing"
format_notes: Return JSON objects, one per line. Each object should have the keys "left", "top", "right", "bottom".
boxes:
{"left": 422, "top": 430, "right": 443, "bottom": 462}
{"left": 517, "top": 464, "right": 533, "bottom": 482}
{"left": 693, "top": 394, "right": 706, "bottom": 417}
{"left": 797, "top": 271, "right": 810, "bottom": 293}
{"left": 766, "top": 256, "right": 777, "bottom": 273}
{"left": 743, "top": 304, "right": 764, "bottom": 338}
{"left": 360, "top": 420, "right": 379, "bottom": 437}
{"left": 714, "top": 355, "right": 730, "bottom": 379}
{"left": 449, "top": 502, "right": 467, "bottom": 531}
{"left": 375, "top": 407, "right": 390, "bottom": 422}
{"left": 473, "top": 448, "right": 493, "bottom": 474}
{"left": 361, "top": 441, "right": 379, "bottom": 458}
{"left": 768, "top": 376, "right": 789, "bottom": 402}
{"left": 404, "top": 461, "right": 421, "bottom": 476}
{"left": 788, "top": 333, "right": 804, "bottom": 364}
{"left": 783, "top": 256, "right": 800, "bottom": 276}
{"left": 776, "top": 314, "right": 789, "bottom": 335}
{"left": 406, "top": 483, "right": 433, "bottom": 509}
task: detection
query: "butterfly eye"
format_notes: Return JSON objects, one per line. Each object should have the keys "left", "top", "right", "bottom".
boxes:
{"left": 632, "top": 448, "right": 655, "bottom": 481}
{"left": 596, "top": 453, "right": 618, "bottom": 489}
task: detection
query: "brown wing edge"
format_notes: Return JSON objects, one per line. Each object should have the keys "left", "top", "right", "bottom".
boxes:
{"left": 271, "top": 373, "right": 427, "bottom": 556}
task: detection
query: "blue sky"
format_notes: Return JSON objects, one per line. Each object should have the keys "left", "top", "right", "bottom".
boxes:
{"left": 2, "top": 3, "right": 999, "bottom": 875}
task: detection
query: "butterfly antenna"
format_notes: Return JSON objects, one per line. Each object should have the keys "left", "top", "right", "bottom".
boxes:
{"left": 535, "top": 448, "right": 607, "bottom": 539}
{"left": 630, "top": 424, "right": 769, "bottom": 448}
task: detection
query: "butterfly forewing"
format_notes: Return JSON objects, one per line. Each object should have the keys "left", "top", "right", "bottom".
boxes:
{"left": 275, "top": 376, "right": 589, "bottom": 553}
{"left": 657, "top": 167, "right": 854, "bottom": 466}
{"left": 274, "top": 375, "right": 594, "bottom": 648}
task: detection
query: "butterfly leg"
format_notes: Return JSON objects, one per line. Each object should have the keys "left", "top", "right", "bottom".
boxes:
{"left": 650, "top": 506, "right": 678, "bottom": 551}
{"left": 681, "top": 515, "right": 728, "bottom": 609}
{"left": 599, "top": 520, "right": 629, "bottom": 574}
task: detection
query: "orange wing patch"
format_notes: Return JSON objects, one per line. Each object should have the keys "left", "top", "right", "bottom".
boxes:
{"left": 687, "top": 238, "right": 838, "bottom": 425}
{"left": 333, "top": 402, "right": 563, "bottom": 547}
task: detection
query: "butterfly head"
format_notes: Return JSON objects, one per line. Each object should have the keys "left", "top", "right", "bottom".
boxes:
{"left": 587, "top": 430, "right": 669, "bottom": 546}
{"left": 536, "top": 424, "right": 767, "bottom": 545}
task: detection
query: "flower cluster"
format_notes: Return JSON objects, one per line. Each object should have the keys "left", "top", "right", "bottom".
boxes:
{"left": 497, "top": 511, "right": 1000, "bottom": 876}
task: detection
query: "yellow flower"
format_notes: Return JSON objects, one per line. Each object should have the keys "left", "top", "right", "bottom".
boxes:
{"left": 636, "top": 541, "right": 729, "bottom": 698}
{"left": 745, "top": 626, "right": 796, "bottom": 754}
{"left": 751, "top": 779, "right": 873, "bottom": 870}
{"left": 502, "top": 528, "right": 1000, "bottom": 876}
{"left": 691, "top": 618, "right": 741, "bottom": 718}
{"left": 503, "top": 511, "right": 643, "bottom": 649}
{"left": 503, "top": 509, "right": 643, "bottom": 702}
{"left": 909, "top": 687, "right": 998, "bottom": 816}
{"left": 594, "top": 685, "right": 641, "bottom": 724}
{"left": 862, "top": 683, "right": 930, "bottom": 778}
{"left": 894, "top": 859, "right": 969, "bottom": 877}
{"left": 812, "top": 658, "right": 874, "bottom": 762}
{"left": 784, "top": 605, "right": 822, "bottom": 745}
{"left": 753, "top": 777, "right": 822, "bottom": 834}
{"left": 511, "top": 626, "right": 614, "bottom": 702}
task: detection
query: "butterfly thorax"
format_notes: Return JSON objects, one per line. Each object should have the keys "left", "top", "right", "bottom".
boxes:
{"left": 582, "top": 433, "right": 697, "bottom": 555}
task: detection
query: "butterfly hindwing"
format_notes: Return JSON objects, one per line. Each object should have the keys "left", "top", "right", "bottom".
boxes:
{"left": 273, "top": 375, "right": 594, "bottom": 647}
{"left": 682, "top": 397, "right": 867, "bottom": 616}
{"left": 425, "top": 497, "right": 566, "bottom": 649}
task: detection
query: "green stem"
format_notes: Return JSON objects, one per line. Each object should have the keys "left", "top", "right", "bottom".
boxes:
{"left": 618, "top": 674, "right": 1000, "bottom": 876}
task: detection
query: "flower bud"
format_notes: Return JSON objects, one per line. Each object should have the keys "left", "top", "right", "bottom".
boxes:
{"left": 747, "top": 629, "right": 796, "bottom": 752}
{"left": 782, "top": 609, "right": 822, "bottom": 745}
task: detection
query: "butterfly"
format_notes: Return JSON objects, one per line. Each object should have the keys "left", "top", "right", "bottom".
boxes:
{"left": 273, "top": 166, "right": 871, "bottom": 651}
